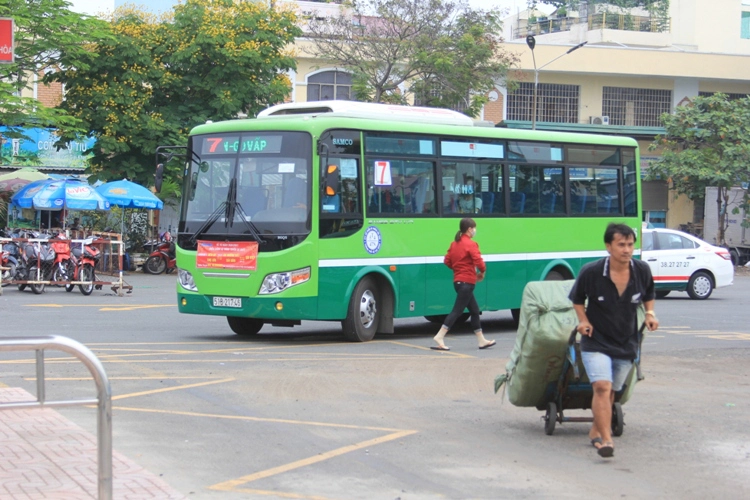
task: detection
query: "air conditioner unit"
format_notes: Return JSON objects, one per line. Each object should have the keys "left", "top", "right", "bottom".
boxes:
{"left": 590, "top": 115, "right": 610, "bottom": 125}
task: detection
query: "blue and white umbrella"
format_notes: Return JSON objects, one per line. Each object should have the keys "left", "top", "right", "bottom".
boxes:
{"left": 95, "top": 179, "right": 163, "bottom": 235}
{"left": 95, "top": 179, "right": 163, "bottom": 210}
{"left": 11, "top": 178, "right": 111, "bottom": 211}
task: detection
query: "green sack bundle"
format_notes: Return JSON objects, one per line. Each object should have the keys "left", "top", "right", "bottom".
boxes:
{"left": 494, "top": 279, "right": 645, "bottom": 408}
{"left": 494, "top": 280, "right": 578, "bottom": 408}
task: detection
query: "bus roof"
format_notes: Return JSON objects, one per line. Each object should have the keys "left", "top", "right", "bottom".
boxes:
{"left": 257, "top": 100, "right": 476, "bottom": 127}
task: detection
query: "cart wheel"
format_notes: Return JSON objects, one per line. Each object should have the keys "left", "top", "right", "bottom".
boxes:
{"left": 612, "top": 402, "right": 624, "bottom": 437}
{"left": 544, "top": 402, "right": 557, "bottom": 435}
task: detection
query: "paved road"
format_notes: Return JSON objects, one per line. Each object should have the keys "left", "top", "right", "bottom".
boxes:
{"left": 1, "top": 271, "right": 749, "bottom": 499}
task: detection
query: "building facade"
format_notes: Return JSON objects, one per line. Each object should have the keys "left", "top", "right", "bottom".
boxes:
{"left": 18, "top": 0, "right": 750, "bottom": 231}
{"left": 492, "top": 0, "right": 750, "bottom": 230}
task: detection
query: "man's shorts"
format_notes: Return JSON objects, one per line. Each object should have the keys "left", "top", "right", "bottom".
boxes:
{"left": 581, "top": 351, "right": 634, "bottom": 392}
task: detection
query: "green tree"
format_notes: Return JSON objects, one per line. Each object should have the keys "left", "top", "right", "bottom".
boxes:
{"left": 648, "top": 94, "right": 750, "bottom": 245}
{"left": 50, "top": 0, "right": 301, "bottom": 186}
{"left": 306, "top": 0, "right": 518, "bottom": 117}
{"left": 0, "top": 0, "right": 111, "bottom": 143}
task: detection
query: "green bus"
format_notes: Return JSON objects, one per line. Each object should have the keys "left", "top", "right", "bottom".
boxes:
{"left": 161, "top": 101, "right": 641, "bottom": 341}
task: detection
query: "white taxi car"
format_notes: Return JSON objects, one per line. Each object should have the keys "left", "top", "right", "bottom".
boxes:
{"left": 641, "top": 227, "right": 734, "bottom": 300}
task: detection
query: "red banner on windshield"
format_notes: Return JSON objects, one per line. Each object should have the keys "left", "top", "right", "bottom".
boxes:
{"left": 196, "top": 241, "right": 258, "bottom": 270}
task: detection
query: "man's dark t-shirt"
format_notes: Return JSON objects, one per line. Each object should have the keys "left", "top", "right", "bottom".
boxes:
{"left": 569, "top": 257, "right": 655, "bottom": 360}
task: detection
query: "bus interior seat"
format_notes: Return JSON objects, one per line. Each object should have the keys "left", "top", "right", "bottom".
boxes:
{"left": 239, "top": 186, "right": 267, "bottom": 217}
{"left": 282, "top": 176, "right": 306, "bottom": 208}
{"left": 442, "top": 191, "right": 457, "bottom": 213}
{"left": 541, "top": 192, "right": 557, "bottom": 214}
{"left": 369, "top": 191, "right": 402, "bottom": 213}
{"left": 480, "top": 192, "right": 494, "bottom": 213}
{"left": 322, "top": 194, "right": 341, "bottom": 213}
{"left": 493, "top": 192, "right": 505, "bottom": 213}
{"left": 510, "top": 192, "right": 525, "bottom": 214}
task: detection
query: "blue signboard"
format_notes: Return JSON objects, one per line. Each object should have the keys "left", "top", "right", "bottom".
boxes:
{"left": 0, "top": 127, "right": 95, "bottom": 169}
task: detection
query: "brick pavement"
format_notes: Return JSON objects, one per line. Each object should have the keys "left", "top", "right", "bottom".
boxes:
{"left": 0, "top": 387, "right": 187, "bottom": 499}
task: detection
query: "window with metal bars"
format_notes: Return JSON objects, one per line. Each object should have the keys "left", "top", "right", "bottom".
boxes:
{"left": 699, "top": 91, "right": 749, "bottom": 100}
{"left": 507, "top": 83, "right": 580, "bottom": 123}
{"left": 307, "top": 71, "right": 355, "bottom": 101}
{"left": 602, "top": 87, "right": 671, "bottom": 127}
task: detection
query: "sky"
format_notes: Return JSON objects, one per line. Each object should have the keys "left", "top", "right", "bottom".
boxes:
{"left": 69, "top": 0, "right": 547, "bottom": 17}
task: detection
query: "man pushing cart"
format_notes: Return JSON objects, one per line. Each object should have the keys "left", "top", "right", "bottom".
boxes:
{"left": 495, "top": 223, "right": 659, "bottom": 459}
{"left": 569, "top": 222, "right": 659, "bottom": 457}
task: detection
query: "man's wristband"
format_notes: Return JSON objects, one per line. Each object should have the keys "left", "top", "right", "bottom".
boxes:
{"left": 645, "top": 310, "right": 656, "bottom": 317}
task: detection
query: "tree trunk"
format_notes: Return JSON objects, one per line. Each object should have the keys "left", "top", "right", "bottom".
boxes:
{"left": 717, "top": 186, "right": 728, "bottom": 246}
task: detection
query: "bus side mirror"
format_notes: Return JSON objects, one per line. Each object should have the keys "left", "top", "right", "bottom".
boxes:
{"left": 155, "top": 163, "right": 164, "bottom": 193}
{"left": 324, "top": 165, "right": 339, "bottom": 196}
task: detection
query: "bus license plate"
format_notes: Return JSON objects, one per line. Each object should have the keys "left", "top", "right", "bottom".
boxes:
{"left": 213, "top": 296, "right": 242, "bottom": 308}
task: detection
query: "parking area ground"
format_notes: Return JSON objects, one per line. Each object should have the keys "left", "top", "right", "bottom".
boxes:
{"left": 1, "top": 271, "right": 750, "bottom": 498}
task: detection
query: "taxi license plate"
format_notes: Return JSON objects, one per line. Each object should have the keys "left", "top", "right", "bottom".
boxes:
{"left": 213, "top": 297, "right": 242, "bottom": 308}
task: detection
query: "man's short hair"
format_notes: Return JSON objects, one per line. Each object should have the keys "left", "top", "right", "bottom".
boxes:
{"left": 604, "top": 222, "right": 636, "bottom": 244}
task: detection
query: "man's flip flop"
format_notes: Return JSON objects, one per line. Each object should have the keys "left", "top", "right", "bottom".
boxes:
{"left": 597, "top": 443, "right": 614, "bottom": 458}
{"left": 430, "top": 345, "right": 451, "bottom": 351}
{"left": 590, "top": 437, "right": 603, "bottom": 449}
{"left": 478, "top": 340, "right": 496, "bottom": 350}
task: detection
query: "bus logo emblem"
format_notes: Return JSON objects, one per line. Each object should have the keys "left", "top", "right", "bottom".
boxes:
{"left": 363, "top": 226, "right": 382, "bottom": 255}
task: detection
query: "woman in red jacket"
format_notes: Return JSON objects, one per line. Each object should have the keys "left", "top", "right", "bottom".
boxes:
{"left": 432, "top": 218, "right": 496, "bottom": 351}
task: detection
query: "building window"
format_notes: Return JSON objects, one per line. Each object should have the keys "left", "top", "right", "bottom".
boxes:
{"left": 741, "top": 11, "right": 750, "bottom": 39}
{"left": 307, "top": 71, "right": 355, "bottom": 101}
{"left": 699, "top": 91, "right": 749, "bottom": 100}
{"left": 507, "top": 83, "right": 580, "bottom": 123}
{"left": 602, "top": 86, "right": 671, "bottom": 127}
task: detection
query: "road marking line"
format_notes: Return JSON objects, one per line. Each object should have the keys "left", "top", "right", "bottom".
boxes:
{"left": 0, "top": 356, "right": 433, "bottom": 365}
{"left": 219, "top": 488, "right": 332, "bottom": 500}
{"left": 26, "top": 304, "right": 174, "bottom": 308}
{"left": 385, "top": 340, "right": 475, "bottom": 358}
{"left": 209, "top": 430, "right": 418, "bottom": 491}
{"left": 24, "top": 376, "right": 229, "bottom": 381}
{"left": 111, "top": 377, "right": 235, "bottom": 401}
{"left": 706, "top": 334, "right": 750, "bottom": 341}
{"left": 112, "top": 406, "right": 408, "bottom": 432}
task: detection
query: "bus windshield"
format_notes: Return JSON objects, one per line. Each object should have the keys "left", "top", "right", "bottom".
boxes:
{"left": 180, "top": 131, "right": 312, "bottom": 250}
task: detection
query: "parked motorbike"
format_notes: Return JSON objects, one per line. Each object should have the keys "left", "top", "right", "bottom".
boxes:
{"left": 26, "top": 238, "right": 56, "bottom": 295}
{"left": 1, "top": 240, "right": 19, "bottom": 287}
{"left": 71, "top": 238, "right": 101, "bottom": 295}
{"left": 144, "top": 232, "right": 175, "bottom": 275}
{"left": 50, "top": 237, "right": 77, "bottom": 292}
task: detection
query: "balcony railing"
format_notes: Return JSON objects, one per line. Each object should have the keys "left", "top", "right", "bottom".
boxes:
{"left": 515, "top": 13, "right": 670, "bottom": 39}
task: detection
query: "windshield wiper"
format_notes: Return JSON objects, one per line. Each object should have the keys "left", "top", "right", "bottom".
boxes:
{"left": 189, "top": 179, "right": 266, "bottom": 246}
{"left": 224, "top": 177, "right": 265, "bottom": 243}
{"left": 231, "top": 202, "right": 265, "bottom": 244}
{"left": 189, "top": 202, "right": 228, "bottom": 247}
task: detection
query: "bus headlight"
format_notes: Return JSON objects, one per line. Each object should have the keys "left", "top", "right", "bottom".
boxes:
{"left": 259, "top": 267, "right": 311, "bottom": 295}
{"left": 178, "top": 268, "right": 197, "bottom": 291}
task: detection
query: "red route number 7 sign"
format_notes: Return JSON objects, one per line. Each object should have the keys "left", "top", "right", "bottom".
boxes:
{"left": 0, "top": 19, "right": 14, "bottom": 64}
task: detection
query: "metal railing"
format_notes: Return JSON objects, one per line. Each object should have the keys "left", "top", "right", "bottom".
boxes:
{"left": 515, "top": 13, "right": 671, "bottom": 39}
{"left": 0, "top": 336, "right": 112, "bottom": 500}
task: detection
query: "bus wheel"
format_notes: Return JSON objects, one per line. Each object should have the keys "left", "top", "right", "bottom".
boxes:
{"left": 227, "top": 316, "right": 264, "bottom": 336}
{"left": 342, "top": 276, "right": 379, "bottom": 342}
{"left": 545, "top": 270, "right": 565, "bottom": 281}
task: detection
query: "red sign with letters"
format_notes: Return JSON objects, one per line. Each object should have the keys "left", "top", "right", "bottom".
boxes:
{"left": 196, "top": 241, "right": 258, "bottom": 270}
{"left": 0, "top": 19, "right": 14, "bottom": 63}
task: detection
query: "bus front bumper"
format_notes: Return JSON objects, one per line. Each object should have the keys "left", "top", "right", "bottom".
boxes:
{"left": 177, "top": 292, "right": 320, "bottom": 320}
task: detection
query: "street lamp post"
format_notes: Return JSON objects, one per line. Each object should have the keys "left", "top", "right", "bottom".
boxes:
{"left": 526, "top": 35, "right": 588, "bottom": 130}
